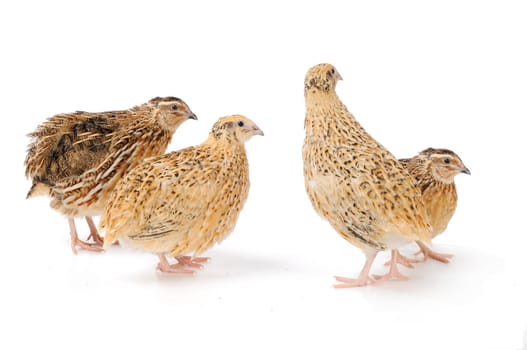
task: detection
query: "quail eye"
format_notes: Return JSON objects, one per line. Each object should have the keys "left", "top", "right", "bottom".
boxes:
{"left": 238, "top": 121, "right": 244, "bottom": 127}
{"left": 171, "top": 104, "right": 178, "bottom": 111}
{"left": 330, "top": 68, "right": 335, "bottom": 75}
{"left": 444, "top": 158, "right": 451, "bottom": 164}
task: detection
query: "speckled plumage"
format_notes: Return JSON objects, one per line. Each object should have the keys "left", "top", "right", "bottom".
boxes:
{"left": 302, "top": 63, "right": 432, "bottom": 287}
{"left": 100, "top": 115, "right": 263, "bottom": 274}
{"left": 397, "top": 148, "right": 470, "bottom": 264}
{"left": 25, "top": 97, "right": 197, "bottom": 253}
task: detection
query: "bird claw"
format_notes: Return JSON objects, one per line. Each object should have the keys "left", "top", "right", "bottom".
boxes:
{"left": 176, "top": 256, "right": 210, "bottom": 269}
{"left": 375, "top": 250, "right": 410, "bottom": 283}
{"left": 372, "top": 271, "right": 409, "bottom": 282}
{"left": 84, "top": 217, "right": 104, "bottom": 245}
{"left": 156, "top": 263, "right": 195, "bottom": 275}
{"left": 333, "top": 275, "right": 375, "bottom": 288}
{"left": 414, "top": 247, "right": 454, "bottom": 264}
{"left": 70, "top": 239, "right": 104, "bottom": 255}
{"left": 384, "top": 254, "right": 419, "bottom": 268}
{"left": 86, "top": 231, "right": 104, "bottom": 245}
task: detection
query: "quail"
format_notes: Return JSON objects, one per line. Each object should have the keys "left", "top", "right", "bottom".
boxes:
{"left": 25, "top": 97, "right": 197, "bottom": 253}
{"left": 302, "top": 63, "right": 432, "bottom": 287}
{"left": 100, "top": 115, "right": 263, "bottom": 274}
{"left": 392, "top": 148, "right": 470, "bottom": 266}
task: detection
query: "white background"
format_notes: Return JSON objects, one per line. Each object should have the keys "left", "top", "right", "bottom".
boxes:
{"left": 1, "top": 1, "right": 526, "bottom": 349}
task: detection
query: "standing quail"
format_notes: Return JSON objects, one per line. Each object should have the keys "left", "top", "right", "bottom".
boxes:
{"left": 100, "top": 115, "right": 263, "bottom": 274}
{"left": 392, "top": 148, "right": 470, "bottom": 266}
{"left": 25, "top": 97, "right": 197, "bottom": 254}
{"left": 302, "top": 63, "right": 432, "bottom": 287}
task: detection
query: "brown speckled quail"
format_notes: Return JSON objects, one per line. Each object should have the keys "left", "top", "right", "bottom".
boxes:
{"left": 25, "top": 97, "right": 197, "bottom": 254}
{"left": 100, "top": 115, "right": 263, "bottom": 274}
{"left": 390, "top": 148, "right": 470, "bottom": 267}
{"left": 302, "top": 63, "right": 432, "bottom": 288}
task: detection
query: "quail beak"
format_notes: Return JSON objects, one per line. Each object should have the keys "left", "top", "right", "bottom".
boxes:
{"left": 460, "top": 166, "right": 471, "bottom": 175}
{"left": 336, "top": 71, "right": 343, "bottom": 81}
{"left": 187, "top": 113, "right": 198, "bottom": 120}
{"left": 252, "top": 125, "right": 264, "bottom": 136}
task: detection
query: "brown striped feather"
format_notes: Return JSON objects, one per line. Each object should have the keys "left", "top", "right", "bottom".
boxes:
{"left": 303, "top": 63, "right": 432, "bottom": 253}
{"left": 100, "top": 115, "right": 261, "bottom": 259}
{"left": 25, "top": 97, "right": 196, "bottom": 219}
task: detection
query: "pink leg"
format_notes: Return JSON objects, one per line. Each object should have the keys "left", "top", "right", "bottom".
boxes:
{"left": 85, "top": 217, "right": 104, "bottom": 246}
{"left": 373, "top": 250, "right": 409, "bottom": 283}
{"left": 68, "top": 218, "right": 104, "bottom": 254}
{"left": 85, "top": 216, "right": 119, "bottom": 246}
{"left": 383, "top": 249, "right": 420, "bottom": 268}
{"left": 156, "top": 254, "right": 195, "bottom": 274}
{"left": 415, "top": 241, "right": 453, "bottom": 263}
{"left": 333, "top": 252, "right": 378, "bottom": 288}
{"left": 176, "top": 256, "right": 211, "bottom": 269}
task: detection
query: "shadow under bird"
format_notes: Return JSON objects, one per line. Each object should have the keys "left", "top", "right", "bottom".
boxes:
{"left": 302, "top": 63, "right": 433, "bottom": 288}
{"left": 100, "top": 115, "right": 263, "bottom": 274}
{"left": 388, "top": 148, "right": 470, "bottom": 267}
{"left": 25, "top": 97, "right": 197, "bottom": 254}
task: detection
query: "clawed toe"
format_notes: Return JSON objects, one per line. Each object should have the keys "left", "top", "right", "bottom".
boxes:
{"left": 87, "top": 232, "right": 104, "bottom": 245}
{"left": 156, "top": 254, "right": 199, "bottom": 275}
{"left": 415, "top": 241, "right": 454, "bottom": 264}
{"left": 156, "top": 263, "right": 195, "bottom": 275}
{"left": 333, "top": 275, "right": 374, "bottom": 288}
{"left": 373, "top": 250, "right": 411, "bottom": 283}
{"left": 176, "top": 256, "right": 210, "bottom": 269}
{"left": 85, "top": 217, "right": 104, "bottom": 245}
{"left": 71, "top": 239, "right": 104, "bottom": 255}
{"left": 372, "top": 271, "right": 408, "bottom": 283}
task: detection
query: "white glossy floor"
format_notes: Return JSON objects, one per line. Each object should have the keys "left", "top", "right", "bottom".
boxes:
{"left": 3, "top": 1, "right": 526, "bottom": 349}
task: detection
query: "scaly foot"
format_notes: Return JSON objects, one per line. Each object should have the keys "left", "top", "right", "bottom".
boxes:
{"left": 333, "top": 252, "right": 378, "bottom": 288}
{"left": 69, "top": 218, "right": 103, "bottom": 254}
{"left": 333, "top": 275, "right": 375, "bottom": 288}
{"left": 85, "top": 217, "right": 104, "bottom": 245}
{"left": 176, "top": 256, "right": 211, "bottom": 269}
{"left": 415, "top": 241, "right": 454, "bottom": 263}
{"left": 373, "top": 269, "right": 409, "bottom": 283}
{"left": 384, "top": 249, "right": 420, "bottom": 268}
{"left": 374, "top": 250, "right": 409, "bottom": 283}
{"left": 157, "top": 254, "right": 195, "bottom": 274}
{"left": 70, "top": 237, "right": 104, "bottom": 255}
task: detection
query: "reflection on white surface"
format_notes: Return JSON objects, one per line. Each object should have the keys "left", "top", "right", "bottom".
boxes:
{"left": 3, "top": 0, "right": 527, "bottom": 349}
